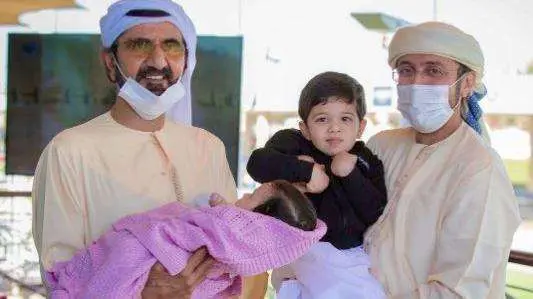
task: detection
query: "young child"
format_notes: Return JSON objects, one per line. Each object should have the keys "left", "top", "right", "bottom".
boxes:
{"left": 45, "top": 180, "right": 326, "bottom": 299}
{"left": 247, "top": 71, "right": 387, "bottom": 298}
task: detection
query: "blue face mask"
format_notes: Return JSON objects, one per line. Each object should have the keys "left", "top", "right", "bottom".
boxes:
{"left": 113, "top": 56, "right": 185, "bottom": 120}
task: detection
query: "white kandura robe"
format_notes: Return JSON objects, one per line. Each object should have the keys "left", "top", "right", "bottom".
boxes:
{"left": 365, "top": 122, "right": 521, "bottom": 298}
{"left": 32, "top": 112, "right": 237, "bottom": 270}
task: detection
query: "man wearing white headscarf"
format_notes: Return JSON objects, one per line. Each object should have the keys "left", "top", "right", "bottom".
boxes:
{"left": 99, "top": 0, "right": 197, "bottom": 124}
{"left": 364, "top": 22, "right": 521, "bottom": 298}
{"left": 32, "top": 0, "right": 245, "bottom": 297}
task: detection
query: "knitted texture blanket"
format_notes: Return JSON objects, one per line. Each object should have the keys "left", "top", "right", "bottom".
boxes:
{"left": 45, "top": 202, "right": 326, "bottom": 298}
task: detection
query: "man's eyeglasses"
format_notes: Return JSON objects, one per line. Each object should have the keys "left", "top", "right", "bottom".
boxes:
{"left": 392, "top": 65, "right": 459, "bottom": 83}
{"left": 120, "top": 38, "right": 186, "bottom": 59}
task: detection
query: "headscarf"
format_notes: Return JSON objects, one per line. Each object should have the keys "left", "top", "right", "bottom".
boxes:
{"left": 388, "top": 21, "right": 489, "bottom": 140}
{"left": 100, "top": 0, "right": 197, "bottom": 124}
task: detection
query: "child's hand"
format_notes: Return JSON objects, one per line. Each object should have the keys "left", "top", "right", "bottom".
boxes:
{"left": 331, "top": 152, "right": 357, "bottom": 177}
{"left": 209, "top": 193, "right": 228, "bottom": 207}
{"left": 306, "top": 163, "right": 329, "bottom": 193}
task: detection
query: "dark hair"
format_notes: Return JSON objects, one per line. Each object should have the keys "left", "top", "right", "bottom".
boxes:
{"left": 252, "top": 180, "right": 317, "bottom": 231}
{"left": 298, "top": 71, "right": 366, "bottom": 123}
{"left": 126, "top": 9, "right": 171, "bottom": 17}
{"left": 457, "top": 63, "right": 471, "bottom": 77}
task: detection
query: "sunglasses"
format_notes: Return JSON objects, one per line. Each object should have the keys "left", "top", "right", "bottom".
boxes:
{"left": 120, "top": 38, "right": 186, "bottom": 59}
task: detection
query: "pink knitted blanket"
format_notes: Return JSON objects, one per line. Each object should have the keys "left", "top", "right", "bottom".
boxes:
{"left": 45, "top": 202, "right": 326, "bottom": 298}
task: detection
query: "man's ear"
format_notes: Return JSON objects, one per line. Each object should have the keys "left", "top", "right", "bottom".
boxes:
{"left": 299, "top": 121, "right": 311, "bottom": 140}
{"left": 101, "top": 51, "right": 116, "bottom": 83}
{"left": 357, "top": 118, "right": 367, "bottom": 139}
{"left": 461, "top": 72, "right": 476, "bottom": 98}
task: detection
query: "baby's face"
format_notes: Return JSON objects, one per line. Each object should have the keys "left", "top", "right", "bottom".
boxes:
{"left": 235, "top": 182, "right": 278, "bottom": 210}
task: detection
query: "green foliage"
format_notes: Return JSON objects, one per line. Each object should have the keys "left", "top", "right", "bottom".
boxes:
{"left": 507, "top": 266, "right": 533, "bottom": 299}
{"left": 527, "top": 60, "right": 533, "bottom": 74}
{"left": 504, "top": 160, "right": 530, "bottom": 187}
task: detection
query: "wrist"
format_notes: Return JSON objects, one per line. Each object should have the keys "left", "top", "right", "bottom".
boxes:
{"left": 331, "top": 155, "right": 357, "bottom": 177}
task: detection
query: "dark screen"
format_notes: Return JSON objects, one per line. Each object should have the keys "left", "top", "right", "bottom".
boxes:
{"left": 6, "top": 33, "right": 242, "bottom": 178}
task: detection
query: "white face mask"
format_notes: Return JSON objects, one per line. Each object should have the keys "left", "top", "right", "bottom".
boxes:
{"left": 397, "top": 76, "right": 464, "bottom": 133}
{"left": 113, "top": 56, "right": 185, "bottom": 120}
{"left": 118, "top": 78, "right": 185, "bottom": 120}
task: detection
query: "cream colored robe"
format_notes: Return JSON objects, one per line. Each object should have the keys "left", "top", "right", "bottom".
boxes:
{"left": 32, "top": 112, "right": 237, "bottom": 270}
{"left": 365, "top": 122, "right": 521, "bottom": 298}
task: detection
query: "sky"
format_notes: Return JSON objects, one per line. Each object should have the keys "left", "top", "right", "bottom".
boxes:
{"left": 1, "top": 0, "right": 532, "bottom": 112}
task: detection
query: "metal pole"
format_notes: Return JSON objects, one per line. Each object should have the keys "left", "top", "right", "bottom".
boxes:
{"left": 238, "top": 0, "right": 243, "bottom": 34}
{"left": 433, "top": 0, "right": 438, "bottom": 21}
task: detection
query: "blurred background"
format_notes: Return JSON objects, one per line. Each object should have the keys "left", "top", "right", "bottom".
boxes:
{"left": 0, "top": 0, "right": 531, "bottom": 298}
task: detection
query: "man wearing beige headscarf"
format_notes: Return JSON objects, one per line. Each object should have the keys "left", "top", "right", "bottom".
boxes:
{"left": 364, "top": 22, "right": 521, "bottom": 298}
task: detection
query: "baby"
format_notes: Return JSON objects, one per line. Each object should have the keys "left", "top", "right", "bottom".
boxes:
{"left": 45, "top": 180, "right": 325, "bottom": 299}
{"left": 210, "top": 179, "right": 318, "bottom": 232}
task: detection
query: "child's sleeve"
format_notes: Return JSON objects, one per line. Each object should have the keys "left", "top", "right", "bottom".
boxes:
{"left": 338, "top": 141, "right": 387, "bottom": 226}
{"left": 246, "top": 129, "right": 314, "bottom": 183}
{"left": 350, "top": 141, "right": 387, "bottom": 200}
